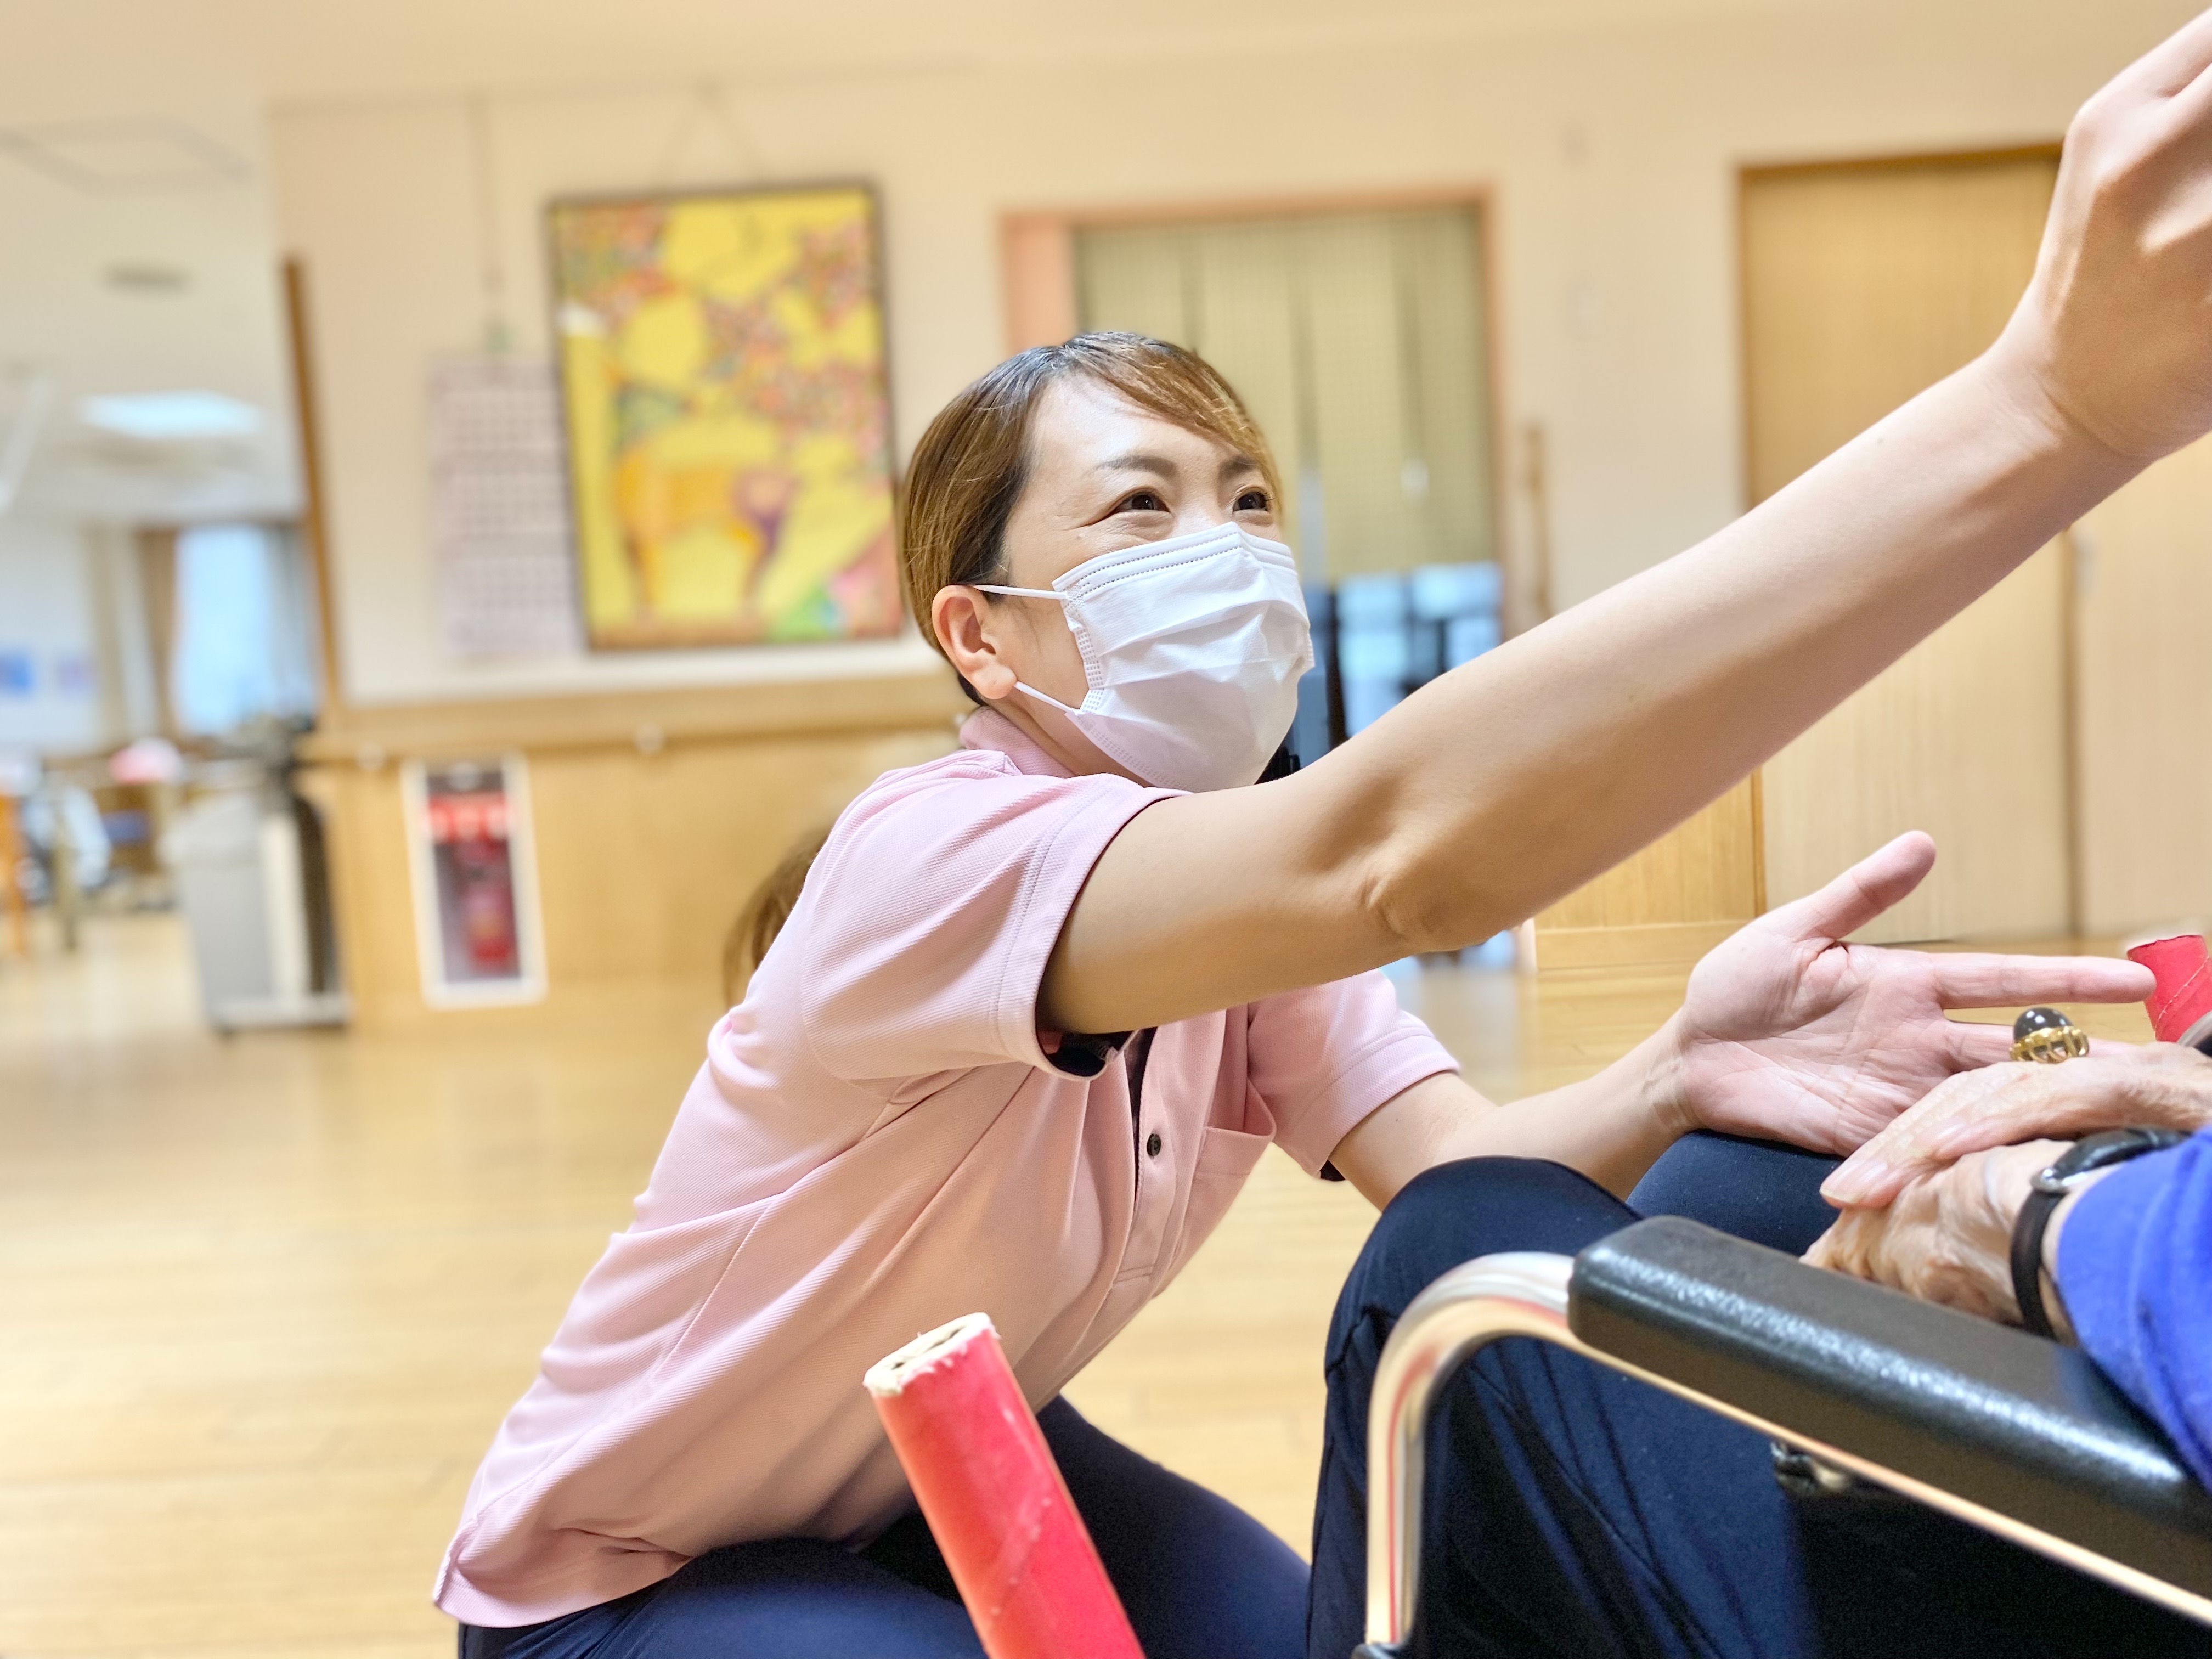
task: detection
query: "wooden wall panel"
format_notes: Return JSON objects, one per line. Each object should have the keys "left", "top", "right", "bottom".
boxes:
{"left": 2074, "top": 433, "right": 2212, "bottom": 936}
{"left": 1533, "top": 779, "right": 1762, "bottom": 969}
{"left": 1746, "top": 151, "right": 2069, "bottom": 942}
{"left": 301, "top": 676, "right": 966, "bottom": 1029}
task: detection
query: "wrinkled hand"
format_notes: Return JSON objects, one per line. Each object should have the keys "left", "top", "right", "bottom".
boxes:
{"left": 1823, "top": 1044, "right": 2212, "bottom": 1207}
{"left": 1806, "top": 1142, "right": 2061, "bottom": 1324}
{"left": 1995, "top": 9, "right": 2212, "bottom": 462}
{"left": 1670, "top": 833, "right": 2152, "bottom": 1156}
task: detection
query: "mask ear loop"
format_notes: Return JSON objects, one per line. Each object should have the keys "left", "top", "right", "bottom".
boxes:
{"left": 968, "top": 585, "right": 1092, "bottom": 719}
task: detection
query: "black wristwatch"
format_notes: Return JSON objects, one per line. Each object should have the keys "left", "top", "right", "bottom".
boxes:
{"left": 2011, "top": 1127, "right": 2188, "bottom": 1339}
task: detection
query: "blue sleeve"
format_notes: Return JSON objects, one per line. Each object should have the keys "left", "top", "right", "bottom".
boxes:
{"left": 2055, "top": 1130, "right": 2212, "bottom": 1487}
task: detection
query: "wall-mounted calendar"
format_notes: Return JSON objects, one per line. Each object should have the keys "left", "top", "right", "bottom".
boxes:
{"left": 427, "top": 358, "right": 583, "bottom": 659}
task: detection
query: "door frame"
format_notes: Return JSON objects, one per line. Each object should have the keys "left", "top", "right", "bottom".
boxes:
{"left": 996, "top": 185, "right": 1519, "bottom": 629}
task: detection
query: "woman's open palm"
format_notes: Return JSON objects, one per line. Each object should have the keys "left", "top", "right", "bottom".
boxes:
{"left": 1672, "top": 832, "right": 2153, "bottom": 1155}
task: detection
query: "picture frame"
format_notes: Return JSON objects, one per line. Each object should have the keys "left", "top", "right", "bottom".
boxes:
{"left": 545, "top": 180, "right": 901, "bottom": 651}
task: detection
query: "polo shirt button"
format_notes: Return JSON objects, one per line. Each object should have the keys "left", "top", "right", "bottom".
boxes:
{"left": 1146, "top": 1131, "right": 1163, "bottom": 1158}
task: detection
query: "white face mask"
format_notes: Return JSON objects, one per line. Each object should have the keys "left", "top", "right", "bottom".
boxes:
{"left": 977, "top": 522, "right": 1314, "bottom": 793}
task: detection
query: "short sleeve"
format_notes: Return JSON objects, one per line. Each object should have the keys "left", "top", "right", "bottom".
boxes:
{"left": 1245, "top": 972, "right": 1459, "bottom": 1177}
{"left": 798, "top": 759, "right": 1175, "bottom": 1087}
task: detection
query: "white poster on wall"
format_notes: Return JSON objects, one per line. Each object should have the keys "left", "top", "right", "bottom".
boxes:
{"left": 427, "top": 358, "right": 583, "bottom": 659}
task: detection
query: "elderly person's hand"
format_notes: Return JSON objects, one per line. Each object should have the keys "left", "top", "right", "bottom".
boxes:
{"left": 1822, "top": 1043, "right": 2212, "bottom": 1208}
{"left": 1806, "top": 1141, "right": 2113, "bottom": 1337}
{"left": 1666, "top": 833, "right": 2151, "bottom": 1157}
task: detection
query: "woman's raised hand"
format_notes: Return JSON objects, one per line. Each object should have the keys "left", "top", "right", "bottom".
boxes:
{"left": 1997, "top": 9, "right": 2212, "bottom": 463}
{"left": 1664, "top": 834, "right": 2152, "bottom": 1158}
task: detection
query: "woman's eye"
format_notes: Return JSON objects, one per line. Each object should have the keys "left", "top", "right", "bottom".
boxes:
{"left": 1235, "top": 489, "right": 1272, "bottom": 513}
{"left": 1117, "top": 490, "right": 1167, "bottom": 514}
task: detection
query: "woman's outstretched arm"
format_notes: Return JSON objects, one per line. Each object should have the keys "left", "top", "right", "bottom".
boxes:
{"left": 1045, "top": 13, "right": 2212, "bottom": 1039}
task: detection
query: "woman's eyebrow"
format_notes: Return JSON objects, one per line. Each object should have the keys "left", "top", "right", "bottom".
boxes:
{"left": 1092, "top": 450, "right": 1182, "bottom": 478}
{"left": 1090, "top": 450, "right": 1262, "bottom": 483}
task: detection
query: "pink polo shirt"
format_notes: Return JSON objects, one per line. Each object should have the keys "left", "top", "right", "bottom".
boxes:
{"left": 433, "top": 708, "right": 1458, "bottom": 1627}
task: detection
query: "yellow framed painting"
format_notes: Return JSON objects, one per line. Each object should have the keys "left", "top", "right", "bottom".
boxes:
{"left": 547, "top": 182, "right": 901, "bottom": 649}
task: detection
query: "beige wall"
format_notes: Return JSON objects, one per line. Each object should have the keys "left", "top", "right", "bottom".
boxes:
{"left": 300, "top": 685, "right": 964, "bottom": 1028}
{"left": 271, "top": 1, "right": 2202, "bottom": 711}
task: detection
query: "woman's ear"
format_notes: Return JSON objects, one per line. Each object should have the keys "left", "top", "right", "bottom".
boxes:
{"left": 932, "top": 586, "right": 1018, "bottom": 701}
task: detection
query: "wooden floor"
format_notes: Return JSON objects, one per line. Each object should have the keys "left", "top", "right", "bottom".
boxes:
{"left": 0, "top": 915, "right": 2152, "bottom": 1658}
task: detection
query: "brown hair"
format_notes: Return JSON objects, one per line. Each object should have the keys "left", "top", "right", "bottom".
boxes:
{"left": 721, "top": 332, "right": 1279, "bottom": 1000}
{"left": 721, "top": 824, "right": 832, "bottom": 1003}
{"left": 899, "top": 331, "right": 1282, "bottom": 695}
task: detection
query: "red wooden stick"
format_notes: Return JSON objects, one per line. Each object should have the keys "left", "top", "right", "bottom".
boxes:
{"left": 866, "top": 1314, "right": 1144, "bottom": 1659}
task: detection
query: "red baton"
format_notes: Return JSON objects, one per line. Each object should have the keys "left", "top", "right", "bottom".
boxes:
{"left": 866, "top": 1314, "right": 1144, "bottom": 1659}
{"left": 2127, "top": 933, "right": 2212, "bottom": 1052}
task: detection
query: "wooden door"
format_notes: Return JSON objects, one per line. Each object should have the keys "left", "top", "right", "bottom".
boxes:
{"left": 1746, "top": 151, "right": 2070, "bottom": 943}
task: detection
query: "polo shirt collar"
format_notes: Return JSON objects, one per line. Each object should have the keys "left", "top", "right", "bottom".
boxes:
{"left": 958, "top": 706, "right": 1074, "bottom": 780}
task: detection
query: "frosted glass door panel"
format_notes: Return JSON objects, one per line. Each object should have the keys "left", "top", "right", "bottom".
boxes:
{"left": 1076, "top": 205, "right": 1494, "bottom": 581}
{"left": 1188, "top": 224, "right": 1307, "bottom": 549}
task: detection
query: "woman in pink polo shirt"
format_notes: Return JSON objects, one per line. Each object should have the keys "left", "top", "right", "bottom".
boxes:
{"left": 444, "top": 217, "right": 2188, "bottom": 1657}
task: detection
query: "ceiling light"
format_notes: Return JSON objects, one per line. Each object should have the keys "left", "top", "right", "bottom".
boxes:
{"left": 0, "top": 121, "right": 249, "bottom": 194}
{"left": 80, "top": 392, "right": 262, "bottom": 442}
{"left": 105, "top": 262, "right": 191, "bottom": 294}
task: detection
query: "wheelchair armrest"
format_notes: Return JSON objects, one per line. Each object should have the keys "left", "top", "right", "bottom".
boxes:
{"left": 1568, "top": 1217, "right": 2212, "bottom": 1602}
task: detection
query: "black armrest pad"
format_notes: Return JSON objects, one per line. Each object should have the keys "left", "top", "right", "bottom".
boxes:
{"left": 1568, "top": 1217, "right": 2212, "bottom": 1598}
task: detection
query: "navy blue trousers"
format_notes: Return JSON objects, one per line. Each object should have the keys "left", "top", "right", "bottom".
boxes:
{"left": 456, "top": 1395, "right": 1308, "bottom": 1659}
{"left": 1307, "top": 1141, "right": 2212, "bottom": 1658}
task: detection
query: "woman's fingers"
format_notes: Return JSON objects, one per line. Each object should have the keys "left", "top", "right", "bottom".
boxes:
{"left": 2123, "top": 5, "right": 2212, "bottom": 98}
{"left": 1928, "top": 952, "right": 2153, "bottom": 1009}
{"left": 2148, "top": 48, "right": 2212, "bottom": 182}
{"left": 1943, "top": 1019, "right": 2015, "bottom": 1070}
{"left": 2009, "top": 7, "right": 2212, "bottom": 462}
{"left": 1769, "top": 831, "right": 1936, "bottom": 944}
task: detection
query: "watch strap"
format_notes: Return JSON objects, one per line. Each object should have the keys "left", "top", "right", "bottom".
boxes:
{"left": 2008, "top": 1126, "right": 2190, "bottom": 1340}
{"left": 2011, "top": 1186, "right": 2067, "bottom": 1339}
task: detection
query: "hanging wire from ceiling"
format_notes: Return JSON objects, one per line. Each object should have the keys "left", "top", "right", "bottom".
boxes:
{"left": 454, "top": 77, "right": 768, "bottom": 358}
{"left": 465, "top": 93, "right": 510, "bottom": 356}
{"left": 652, "top": 80, "right": 768, "bottom": 186}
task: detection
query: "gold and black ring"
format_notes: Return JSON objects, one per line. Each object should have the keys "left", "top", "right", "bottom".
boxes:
{"left": 2011, "top": 1006, "right": 2089, "bottom": 1064}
